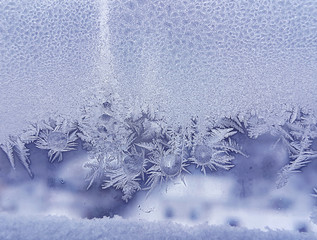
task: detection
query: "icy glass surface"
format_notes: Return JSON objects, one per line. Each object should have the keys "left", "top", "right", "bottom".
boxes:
{"left": 0, "top": 0, "right": 104, "bottom": 141}
{"left": 1, "top": 0, "right": 317, "bottom": 238}
{"left": 108, "top": 0, "right": 317, "bottom": 124}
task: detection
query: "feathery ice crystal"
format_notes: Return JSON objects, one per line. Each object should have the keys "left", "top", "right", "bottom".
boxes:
{"left": 145, "top": 141, "right": 190, "bottom": 193}
{"left": 6, "top": 95, "right": 316, "bottom": 203}
{"left": 101, "top": 148, "right": 147, "bottom": 202}
{"left": 245, "top": 108, "right": 317, "bottom": 188}
{"left": 190, "top": 128, "right": 244, "bottom": 174}
{"left": 35, "top": 119, "right": 78, "bottom": 162}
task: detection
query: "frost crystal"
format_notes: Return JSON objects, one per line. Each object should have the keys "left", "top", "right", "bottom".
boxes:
{"left": 2, "top": 90, "right": 316, "bottom": 202}
{"left": 160, "top": 155, "right": 182, "bottom": 177}
{"left": 0, "top": 0, "right": 316, "bottom": 203}
{"left": 35, "top": 119, "right": 78, "bottom": 162}
{"left": 245, "top": 108, "right": 317, "bottom": 188}
{"left": 102, "top": 150, "right": 147, "bottom": 202}
{"left": 193, "top": 145, "right": 214, "bottom": 165}
{"left": 122, "top": 155, "right": 144, "bottom": 177}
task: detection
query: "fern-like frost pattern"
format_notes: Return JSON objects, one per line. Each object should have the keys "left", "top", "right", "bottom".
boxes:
{"left": 1, "top": 95, "right": 317, "bottom": 202}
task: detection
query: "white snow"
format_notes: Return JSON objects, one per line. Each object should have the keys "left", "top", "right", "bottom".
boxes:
{"left": 0, "top": 213, "right": 316, "bottom": 240}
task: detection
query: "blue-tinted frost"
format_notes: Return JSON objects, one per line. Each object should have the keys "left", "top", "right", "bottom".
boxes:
{"left": 1, "top": 0, "right": 317, "bottom": 234}
{"left": 108, "top": 0, "right": 317, "bottom": 124}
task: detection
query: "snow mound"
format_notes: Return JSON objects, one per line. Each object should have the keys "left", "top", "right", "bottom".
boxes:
{"left": 0, "top": 214, "right": 316, "bottom": 240}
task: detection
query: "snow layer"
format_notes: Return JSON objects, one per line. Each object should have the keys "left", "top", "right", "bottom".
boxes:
{"left": 0, "top": 214, "right": 316, "bottom": 240}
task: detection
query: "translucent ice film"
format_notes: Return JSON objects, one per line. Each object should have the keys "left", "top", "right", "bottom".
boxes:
{"left": 0, "top": 0, "right": 317, "bottom": 239}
